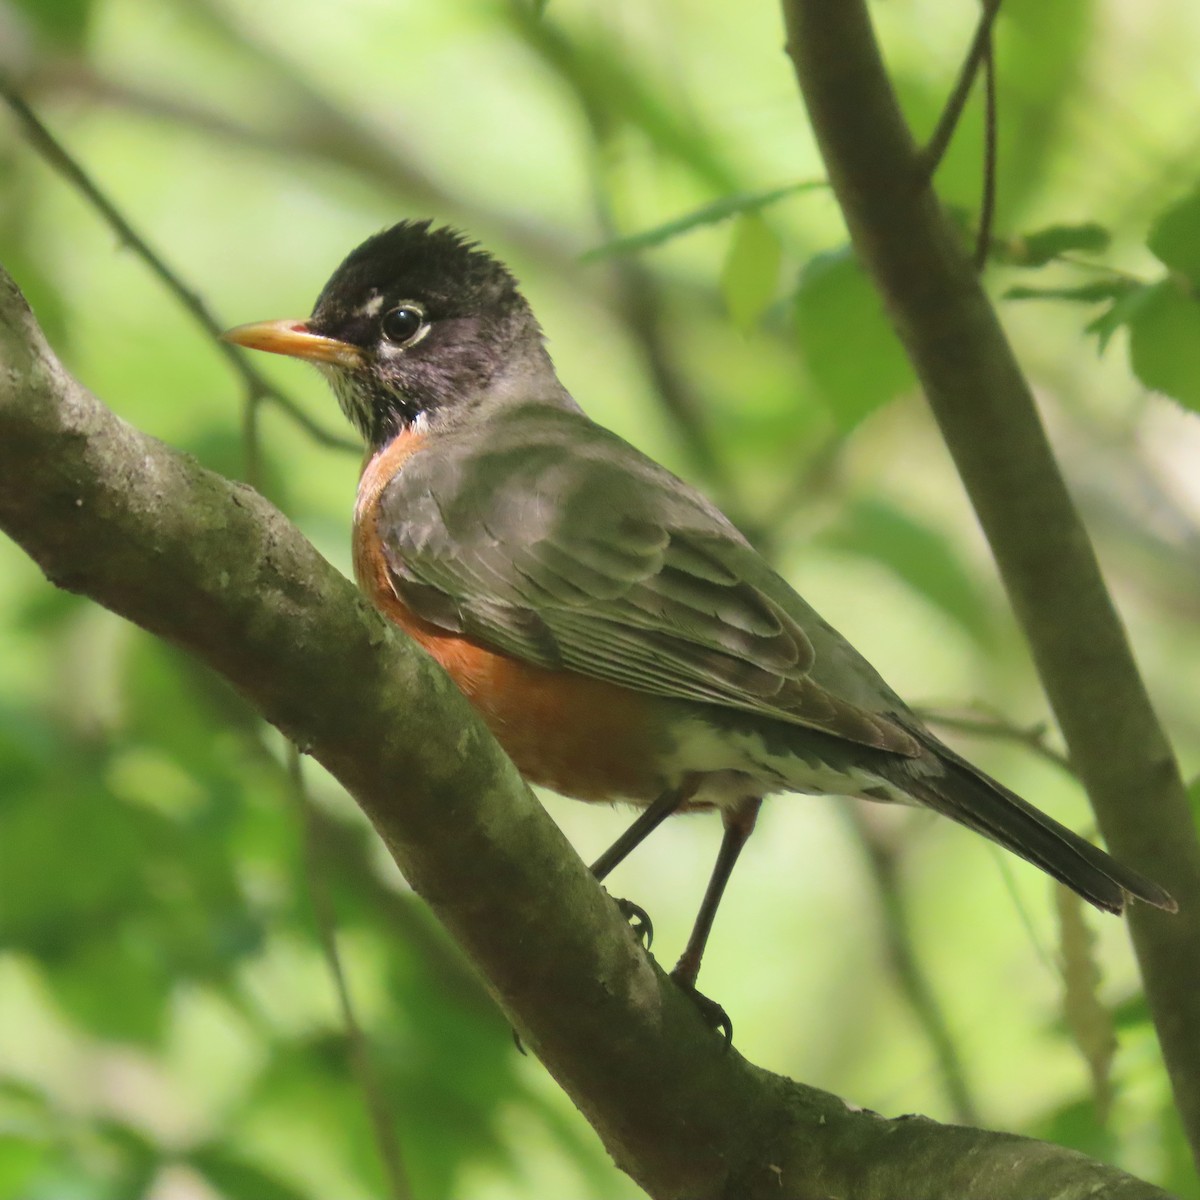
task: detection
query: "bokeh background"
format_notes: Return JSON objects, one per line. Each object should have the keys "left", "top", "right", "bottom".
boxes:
{"left": 2, "top": 0, "right": 1200, "bottom": 1196}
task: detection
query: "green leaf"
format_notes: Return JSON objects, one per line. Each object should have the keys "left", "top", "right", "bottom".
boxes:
{"left": 999, "top": 222, "right": 1111, "bottom": 267}
{"left": 46, "top": 930, "right": 173, "bottom": 1046}
{"left": 993, "top": 0, "right": 1093, "bottom": 218}
{"left": 794, "top": 247, "right": 916, "bottom": 431}
{"left": 1188, "top": 776, "right": 1200, "bottom": 829}
{"left": 94, "top": 1119, "right": 161, "bottom": 1199}
{"left": 0, "top": 1134, "right": 46, "bottom": 1199}
{"left": 817, "top": 498, "right": 993, "bottom": 646}
{"left": 582, "top": 181, "right": 825, "bottom": 260}
{"left": 1031, "top": 1096, "right": 1115, "bottom": 1160}
{"left": 1109, "top": 992, "right": 1151, "bottom": 1032}
{"left": 720, "top": 215, "right": 781, "bottom": 333}
{"left": 10, "top": 0, "right": 93, "bottom": 48}
{"left": 1161, "top": 1099, "right": 1200, "bottom": 1200}
{"left": 1004, "top": 280, "right": 1132, "bottom": 304}
{"left": 1127, "top": 279, "right": 1200, "bottom": 411}
{"left": 0, "top": 653, "right": 267, "bottom": 1042}
{"left": 1148, "top": 189, "right": 1200, "bottom": 282}
{"left": 189, "top": 1146, "right": 312, "bottom": 1200}
{"left": 895, "top": 0, "right": 1091, "bottom": 227}
{"left": 1085, "top": 281, "right": 1155, "bottom": 353}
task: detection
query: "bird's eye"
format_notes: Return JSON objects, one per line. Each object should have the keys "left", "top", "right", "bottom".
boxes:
{"left": 381, "top": 304, "right": 425, "bottom": 345}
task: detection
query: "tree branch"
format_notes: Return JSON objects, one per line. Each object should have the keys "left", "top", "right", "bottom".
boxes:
{"left": 914, "top": 705, "right": 1073, "bottom": 775}
{"left": 919, "top": 0, "right": 1003, "bottom": 179}
{"left": 0, "top": 267, "right": 1176, "bottom": 1199}
{"left": 0, "top": 76, "right": 359, "bottom": 457}
{"left": 782, "top": 0, "right": 1200, "bottom": 1167}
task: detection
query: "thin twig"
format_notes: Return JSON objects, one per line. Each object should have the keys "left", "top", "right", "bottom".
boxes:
{"left": 287, "top": 748, "right": 413, "bottom": 1200}
{"left": 972, "top": 27, "right": 998, "bottom": 271}
{"left": 503, "top": 2, "right": 735, "bottom": 501}
{"left": 0, "top": 78, "right": 359, "bottom": 455}
{"left": 22, "top": 41, "right": 780, "bottom": 488}
{"left": 920, "top": 0, "right": 1004, "bottom": 179}
{"left": 991, "top": 851, "right": 1060, "bottom": 975}
{"left": 913, "top": 705, "right": 1074, "bottom": 775}
{"left": 847, "top": 806, "right": 981, "bottom": 1125}
{"left": 787, "top": 0, "right": 1200, "bottom": 1154}
{"left": 1052, "top": 255, "right": 1143, "bottom": 283}
{"left": 567, "top": 14, "right": 972, "bottom": 1113}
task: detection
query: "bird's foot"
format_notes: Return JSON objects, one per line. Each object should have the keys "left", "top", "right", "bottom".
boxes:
{"left": 669, "top": 968, "right": 733, "bottom": 1046}
{"left": 614, "top": 896, "right": 654, "bottom": 949}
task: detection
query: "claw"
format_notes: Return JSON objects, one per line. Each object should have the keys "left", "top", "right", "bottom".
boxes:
{"left": 615, "top": 897, "right": 654, "bottom": 949}
{"left": 669, "top": 969, "right": 733, "bottom": 1046}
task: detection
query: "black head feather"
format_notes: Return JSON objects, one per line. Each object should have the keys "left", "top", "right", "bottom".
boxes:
{"left": 312, "top": 221, "right": 523, "bottom": 331}
{"left": 308, "top": 221, "right": 553, "bottom": 446}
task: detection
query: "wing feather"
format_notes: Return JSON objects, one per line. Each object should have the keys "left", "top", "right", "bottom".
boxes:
{"left": 378, "top": 405, "right": 920, "bottom": 756}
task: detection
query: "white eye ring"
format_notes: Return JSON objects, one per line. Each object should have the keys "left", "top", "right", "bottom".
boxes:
{"left": 381, "top": 302, "right": 427, "bottom": 345}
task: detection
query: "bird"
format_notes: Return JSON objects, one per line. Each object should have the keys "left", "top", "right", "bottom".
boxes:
{"left": 224, "top": 220, "right": 1175, "bottom": 1034}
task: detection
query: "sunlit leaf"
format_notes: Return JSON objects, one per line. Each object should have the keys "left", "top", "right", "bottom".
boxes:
{"left": 1127, "top": 279, "right": 1200, "bottom": 411}
{"left": 896, "top": 0, "right": 1091, "bottom": 225}
{"left": 1084, "top": 281, "right": 1155, "bottom": 352}
{"left": 1004, "top": 280, "right": 1131, "bottom": 304}
{"left": 720, "top": 215, "right": 781, "bottom": 333}
{"left": 0, "top": 1133, "right": 46, "bottom": 1200}
{"left": 1148, "top": 188, "right": 1200, "bottom": 281}
{"left": 998, "top": 222, "right": 1111, "bottom": 267}
{"left": 993, "top": 0, "right": 1092, "bottom": 219}
{"left": 794, "top": 248, "right": 916, "bottom": 430}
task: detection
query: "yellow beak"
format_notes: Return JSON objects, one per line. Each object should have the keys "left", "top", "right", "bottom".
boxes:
{"left": 221, "top": 318, "right": 363, "bottom": 368}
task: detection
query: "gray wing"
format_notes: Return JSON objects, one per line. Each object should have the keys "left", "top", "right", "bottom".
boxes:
{"left": 377, "top": 405, "right": 919, "bottom": 755}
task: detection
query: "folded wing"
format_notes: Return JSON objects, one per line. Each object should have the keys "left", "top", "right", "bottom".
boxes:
{"left": 377, "top": 405, "right": 920, "bottom": 756}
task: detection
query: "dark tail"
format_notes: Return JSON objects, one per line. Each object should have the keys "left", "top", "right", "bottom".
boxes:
{"left": 891, "top": 731, "right": 1176, "bottom": 915}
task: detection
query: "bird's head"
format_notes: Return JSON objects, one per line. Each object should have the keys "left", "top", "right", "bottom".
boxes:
{"left": 223, "top": 220, "right": 550, "bottom": 447}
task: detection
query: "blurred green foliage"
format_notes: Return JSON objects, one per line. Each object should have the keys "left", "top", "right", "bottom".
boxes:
{"left": 1, "top": 0, "right": 1199, "bottom": 1197}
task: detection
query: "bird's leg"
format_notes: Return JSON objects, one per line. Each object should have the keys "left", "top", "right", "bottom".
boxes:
{"left": 589, "top": 777, "right": 700, "bottom": 947}
{"left": 670, "top": 795, "right": 763, "bottom": 1043}
{"left": 590, "top": 779, "right": 700, "bottom": 880}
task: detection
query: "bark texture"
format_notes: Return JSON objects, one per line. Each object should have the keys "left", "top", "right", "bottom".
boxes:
{"left": 0, "top": 265, "right": 1178, "bottom": 1198}
{"left": 782, "top": 0, "right": 1200, "bottom": 1167}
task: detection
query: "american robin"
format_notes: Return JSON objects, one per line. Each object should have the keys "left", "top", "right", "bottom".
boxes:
{"left": 224, "top": 220, "right": 1175, "bottom": 1031}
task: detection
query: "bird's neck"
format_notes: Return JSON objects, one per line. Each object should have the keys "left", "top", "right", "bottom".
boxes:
{"left": 476, "top": 338, "right": 576, "bottom": 414}
{"left": 363, "top": 343, "right": 579, "bottom": 455}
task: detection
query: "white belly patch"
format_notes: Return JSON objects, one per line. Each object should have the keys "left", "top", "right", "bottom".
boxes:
{"left": 657, "top": 715, "right": 914, "bottom": 811}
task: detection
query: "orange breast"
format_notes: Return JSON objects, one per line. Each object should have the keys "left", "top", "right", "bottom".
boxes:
{"left": 352, "top": 433, "right": 669, "bottom": 803}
